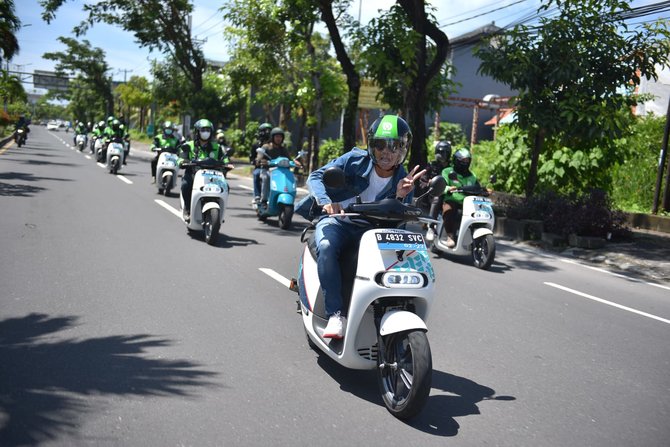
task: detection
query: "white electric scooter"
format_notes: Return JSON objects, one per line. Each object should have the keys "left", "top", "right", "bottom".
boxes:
{"left": 105, "top": 140, "right": 125, "bottom": 175}
{"left": 179, "top": 158, "right": 230, "bottom": 245}
{"left": 75, "top": 133, "right": 87, "bottom": 151}
{"left": 291, "top": 169, "right": 446, "bottom": 420}
{"left": 154, "top": 148, "right": 180, "bottom": 195}
{"left": 426, "top": 173, "right": 496, "bottom": 270}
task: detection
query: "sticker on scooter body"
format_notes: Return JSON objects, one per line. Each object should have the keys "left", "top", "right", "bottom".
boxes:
{"left": 376, "top": 231, "right": 425, "bottom": 250}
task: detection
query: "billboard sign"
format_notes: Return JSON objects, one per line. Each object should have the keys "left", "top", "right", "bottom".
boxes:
{"left": 33, "top": 70, "right": 70, "bottom": 91}
{"left": 358, "top": 78, "right": 389, "bottom": 110}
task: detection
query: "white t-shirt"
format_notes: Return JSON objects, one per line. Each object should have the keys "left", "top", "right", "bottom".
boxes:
{"left": 337, "top": 168, "right": 392, "bottom": 210}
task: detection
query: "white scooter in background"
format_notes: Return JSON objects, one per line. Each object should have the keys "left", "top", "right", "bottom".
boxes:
{"left": 426, "top": 173, "right": 496, "bottom": 269}
{"left": 291, "top": 169, "right": 446, "bottom": 420}
{"left": 94, "top": 138, "right": 105, "bottom": 162}
{"left": 75, "top": 134, "right": 87, "bottom": 151}
{"left": 105, "top": 139, "right": 125, "bottom": 175}
{"left": 154, "top": 148, "right": 179, "bottom": 195}
{"left": 179, "top": 158, "right": 230, "bottom": 245}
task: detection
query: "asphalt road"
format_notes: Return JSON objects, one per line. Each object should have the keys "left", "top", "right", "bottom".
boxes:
{"left": 1, "top": 127, "right": 669, "bottom": 447}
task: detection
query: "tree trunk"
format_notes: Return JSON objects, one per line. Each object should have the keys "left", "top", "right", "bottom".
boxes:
{"left": 318, "top": 0, "right": 360, "bottom": 152}
{"left": 525, "top": 128, "right": 546, "bottom": 198}
{"left": 397, "top": 0, "right": 450, "bottom": 169}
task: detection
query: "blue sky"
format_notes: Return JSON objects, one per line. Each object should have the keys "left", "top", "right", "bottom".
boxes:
{"left": 9, "top": 0, "right": 666, "bottom": 93}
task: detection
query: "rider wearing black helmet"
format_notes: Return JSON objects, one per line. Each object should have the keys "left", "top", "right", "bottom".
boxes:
{"left": 295, "top": 114, "right": 425, "bottom": 339}
{"left": 251, "top": 123, "right": 273, "bottom": 202}
{"left": 256, "top": 127, "right": 294, "bottom": 204}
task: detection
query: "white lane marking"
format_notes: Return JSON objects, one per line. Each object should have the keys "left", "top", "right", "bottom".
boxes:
{"left": 117, "top": 175, "right": 133, "bottom": 184}
{"left": 259, "top": 268, "right": 291, "bottom": 288}
{"left": 545, "top": 282, "right": 670, "bottom": 325}
{"left": 97, "top": 162, "right": 106, "bottom": 168}
{"left": 500, "top": 240, "right": 670, "bottom": 290}
{"left": 238, "top": 184, "right": 253, "bottom": 191}
{"left": 85, "top": 155, "right": 91, "bottom": 160}
{"left": 154, "top": 199, "right": 182, "bottom": 219}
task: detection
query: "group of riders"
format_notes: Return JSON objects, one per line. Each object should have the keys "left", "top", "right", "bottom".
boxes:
{"left": 33, "top": 113, "right": 479, "bottom": 338}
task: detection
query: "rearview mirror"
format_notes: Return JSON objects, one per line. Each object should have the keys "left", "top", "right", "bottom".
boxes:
{"left": 429, "top": 175, "right": 447, "bottom": 196}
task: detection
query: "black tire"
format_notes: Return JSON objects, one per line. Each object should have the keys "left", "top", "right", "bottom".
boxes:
{"left": 164, "top": 173, "right": 173, "bottom": 196}
{"left": 17, "top": 140, "right": 22, "bottom": 148}
{"left": 111, "top": 158, "right": 119, "bottom": 175}
{"left": 377, "top": 330, "right": 432, "bottom": 420}
{"left": 472, "top": 234, "right": 495, "bottom": 270}
{"left": 278, "top": 204, "right": 294, "bottom": 230}
{"left": 204, "top": 208, "right": 220, "bottom": 245}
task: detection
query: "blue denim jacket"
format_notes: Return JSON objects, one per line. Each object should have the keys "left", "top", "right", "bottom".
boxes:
{"left": 295, "top": 148, "right": 411, "bottom": 221}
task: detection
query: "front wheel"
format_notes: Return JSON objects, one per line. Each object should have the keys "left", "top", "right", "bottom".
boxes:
{"left": 203, "top": 208, "right": 220, "bottom": 245}
{"left": 377, "top": 330, "right": 432, "bottom": 420}
{"left": 163, "top": 172, "right": 173, "bottom": 195}
{"left": 472, "top": 234, "right": 495, "bottom": 270}
{"left": 278, "top": 204, "right": 293, "bottom": 230}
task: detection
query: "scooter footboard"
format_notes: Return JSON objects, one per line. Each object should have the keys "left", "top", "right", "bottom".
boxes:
{"left": 379, "top": 310, "right": 427, "bottom": 336}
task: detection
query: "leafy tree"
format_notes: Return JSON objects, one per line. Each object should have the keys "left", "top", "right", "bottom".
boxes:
{"left": 115, "top": 75, "right": 152, "bottom": 131}
{"left": 40, "top": 0, "right": 207, "bottom": 110}
{"left": 363, "top": 0, "right": 451, "bottom": 169}
{"left": 476, "top": 0, "right": 670, "bottom": 197}
{"left": 42, "top": 37, "right": 114, "bottom": 115}
{"left": 0, "top": 0, "right": 21, "bottom": 63}
{"left": 316, "top": 0, "right": 361, "bottom": 153}
{"left": 66, "top": 75, "right": 107, "bottom": 123}
{"left": 0, "top": 69, "right": 26, "bottom": 110}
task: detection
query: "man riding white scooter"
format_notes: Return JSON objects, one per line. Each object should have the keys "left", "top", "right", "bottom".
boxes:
{"left": 440, "top": 148, "right": 480, "bottom": 248}
{"left": 151, "top": 120, "right": 180, "bottom": 184}
{"left": 295, "top": 115, "right": 425, "bottom": 339}
{"left": 178, "top": 119, "right": 226, "bottom": 222}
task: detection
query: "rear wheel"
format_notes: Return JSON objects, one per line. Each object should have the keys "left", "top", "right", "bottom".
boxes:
{"left": 472, "top": 234, "right": 495, "bottom": 269}
{"left": 377, "top": 330, "right": 432, "bottom": 420}
{"left": 204, "top": 208, "right": 220, "bottom": 245}
{"left": 111, "top": 158, "right": 119, "bottom": 175}
{"left": 278, "top": 204, "right": 294, "bottom": 230}
{"left": 164, "top": 172, "right": 173, "bottom": 195}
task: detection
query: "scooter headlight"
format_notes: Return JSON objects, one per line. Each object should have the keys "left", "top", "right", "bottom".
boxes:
{"left": 277, "top": 159, "right": 291, "bottom": 168}
{"left": 380, "top": 272, "right": 425, "bottom": 288}
{"left": 472, "top": 211, "right": 491, "bottom": 219}
{"left": 201, "top": 184, "right": 222, "bottom": 194}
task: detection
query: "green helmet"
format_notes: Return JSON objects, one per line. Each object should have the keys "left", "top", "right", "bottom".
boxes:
{"left": 107, "top": 116, "right": 114, "bottom": 125}
{"left": 194, "top": 119, "right": 213, "bottom": 140}
{"left": 366, "top": 115, "right": 412, "bottom": 167}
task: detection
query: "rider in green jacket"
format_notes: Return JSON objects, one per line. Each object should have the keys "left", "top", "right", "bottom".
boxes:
{"left": 441, "top": 148, "right": 480, "bottom": 248}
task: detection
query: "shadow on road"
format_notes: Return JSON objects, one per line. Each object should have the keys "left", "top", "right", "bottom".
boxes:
{"left": 0, "top": 313, "right": 218, "bottom": 446}
{"left": 316, "top": 354, "right": 515, "bottom": 437}
{"left": 0, "top": 172, "right": 72, "bottom": 197}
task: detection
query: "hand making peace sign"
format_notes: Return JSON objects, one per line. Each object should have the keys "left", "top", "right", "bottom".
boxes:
{"left": 396, "top": 165, "right": 427, "bottom": 200}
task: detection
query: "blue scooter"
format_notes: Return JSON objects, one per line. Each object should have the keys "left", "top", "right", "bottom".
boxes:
{"left": 253, "top": 151, "right": 297, "bottom": 230}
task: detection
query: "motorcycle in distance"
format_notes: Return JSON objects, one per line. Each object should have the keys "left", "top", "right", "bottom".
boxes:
{"left": 14, "top": 128, "right": 26, "bottom": 147}
{"left": 426, "top": 172, "right": 497, "bottom": 270}
{"left": 154, "top": 146, "right": 180, "bottom": 195}
{"left": 290, "top": 169, "right": 447, "bottom": 420}
{"left": 75, "top": 133, "right": 87, "bottom": 152}
{"left": 253, "top": 147, "right": 297, "bottom": 230}
{"left": 179, "top": 158, "right": 231, "bottom": 246}
{"left": 105, "top": 138, "right": 125, "bottom": 175}
{"left": 94, "top": 137, "right": 106, "bottom": 162}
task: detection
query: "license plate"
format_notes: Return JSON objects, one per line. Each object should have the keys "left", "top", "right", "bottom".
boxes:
{"left": 376, "top": 232, "right": 425, "bottom": 249}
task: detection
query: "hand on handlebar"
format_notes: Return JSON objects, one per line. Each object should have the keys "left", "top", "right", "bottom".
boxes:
{"left": 323, "top": 203, "right": 344, "bottom": 215}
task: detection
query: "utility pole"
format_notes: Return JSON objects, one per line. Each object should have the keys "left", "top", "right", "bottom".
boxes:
{"left": 653, "top": 96, "right": 670, "bottom": 214}
{"left": 116, "top": 68, "right": 133, "bottom": 128}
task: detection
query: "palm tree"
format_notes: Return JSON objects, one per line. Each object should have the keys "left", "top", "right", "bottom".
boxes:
{"left": 0, "top": 0, "right": 21, "bottom": 63}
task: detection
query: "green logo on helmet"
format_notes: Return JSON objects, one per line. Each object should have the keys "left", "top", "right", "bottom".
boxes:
{"left": 374, "top": 115, "right": 398, "bottom": 139}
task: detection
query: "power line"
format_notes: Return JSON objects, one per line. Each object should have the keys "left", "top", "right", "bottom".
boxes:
{"left": 439, "top": 0, "right": 529, "bottom": 28}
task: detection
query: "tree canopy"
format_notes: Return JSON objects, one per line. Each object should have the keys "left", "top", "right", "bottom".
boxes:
{"left": 476, "top": 0, "right": 670, "bottom": 197}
